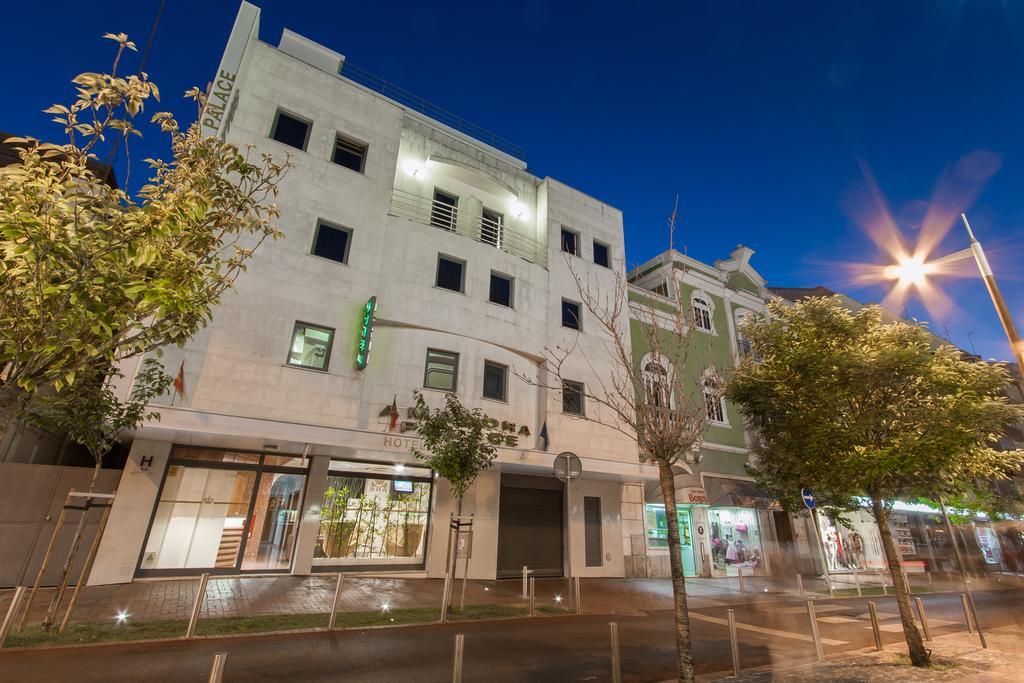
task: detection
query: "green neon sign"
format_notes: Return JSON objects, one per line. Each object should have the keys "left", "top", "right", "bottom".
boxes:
{"left": 356, "top": 296, "right": 377, "bottom": 370}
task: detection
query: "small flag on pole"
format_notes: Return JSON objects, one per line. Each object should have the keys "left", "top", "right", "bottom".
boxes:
{"left": 538, "top": 420, "right": 549, "bottom": 451}
{"left": 388, "top": 395, "right": 399, "bottom": 432}
{"left": 171, "top": 360, "right": 185, "bottom": 405}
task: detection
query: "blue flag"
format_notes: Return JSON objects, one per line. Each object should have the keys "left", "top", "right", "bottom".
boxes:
{"left": 538, "top": 421, "right": 549, "bottom": 451}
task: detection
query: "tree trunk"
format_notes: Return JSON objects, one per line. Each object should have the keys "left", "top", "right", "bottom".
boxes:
{"left": 871, "top": 494, "right": 929, "bottom": 666}
{"left": 658, "top": 460, "right": 696, "bottom": 682}
{"left": 0, "top": 384, "right": 25, "bottom": 451}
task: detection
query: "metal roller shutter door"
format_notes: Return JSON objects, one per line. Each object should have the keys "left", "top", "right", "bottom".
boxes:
{"left": 497, "top": 485, "right": 563, "bottom": 578}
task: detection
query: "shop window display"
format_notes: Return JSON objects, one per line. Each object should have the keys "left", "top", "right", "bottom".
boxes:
{"left": 314, "top": 471, "right": 432, "bottom": 568}
{"left": 644, "top": 503, "right": 697, "bottom": 577}
{"left": 816, "top": 510, "right": 885, "bottom": 571}
{"left": 709, "top": 507, "right": 765, "bottom": 575}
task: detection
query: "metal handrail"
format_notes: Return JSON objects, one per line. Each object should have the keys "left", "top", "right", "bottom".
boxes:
{"left": 389, "top": 188, "right": 546, "bottom": 267}
{"left": 339, "top": 62, "right": 526, "bottom": 160}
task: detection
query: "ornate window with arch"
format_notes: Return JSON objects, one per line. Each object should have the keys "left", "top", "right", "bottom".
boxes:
{"left": 641, "top": 353, "right": 674, "bottom": 409}
{"left": 692, "top": 292, "right": 714, "bottom": 333}
{"left": 702, "top": 370, "right": 726, "bottom": 424}
{"left": 734, "top": 308, "right": 753, "bottom": 357}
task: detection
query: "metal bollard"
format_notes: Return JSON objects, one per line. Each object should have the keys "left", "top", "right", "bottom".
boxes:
{"left": 737, "top": 567, "right": 745, "bottom": 595}
{"left": 727, "top": 609, "right": 741, "bottom": 678}
{"left": 965, "top": 593, "right": 987, "bottom": 649}
{"left": 207, "top": 652, "right": 228, "bottom": 683}
{"left": 903, "top": 571, "right": 911, "bottom": 594}
{"left": 529, "top": 577, "right": 536, "bottom": 617}
{"left": 827, "top": 576, "right": 835, "bottom": 598}
{"left": 805, "top": 599, "right": 825, "bottom": 663}
{"left": 521, "top": 566, "right": 529, "bottom": 599}
{"left": 960, "top": 593, "right": 974, "bottom": 633}
{"left": 440, "top": 574, "right": 452, "bottom": 624}
{"left": 0, "top": 586, "right": 27, "bottom": 649}
{"left": 927, "top": 573, "right": 934, "bottom": 592}
{"left": 452, "top": 633, "right": 465, "bottom": 683}
{"left": 796, "top": 573, "right": 805, "bottom": 599}
{"left": 186, "top": 573, "right": 210, "bottom": 638}
{"left": 574, "top": 576, "right": 582, "bottom": 615}
{"left": 914, "top": 597, "right": 931, "bottom": 641}
{"left": 867, "top": 601, "right": 882, "bottom": 651}
{"left": 854, "top": 571, "right": 862, "bottom": 597}
{"left": 329, "top": 573, "right": 344, "bottom": 630}
{"left": 879, "top": 571, "right": 887, "bottom": 595}
{"left": 609, "top": 622, "right": 622, "bottom": 683}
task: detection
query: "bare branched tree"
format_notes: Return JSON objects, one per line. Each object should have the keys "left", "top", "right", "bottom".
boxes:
{"left": 517, "top": 199, "right": 716, "bottom": 682}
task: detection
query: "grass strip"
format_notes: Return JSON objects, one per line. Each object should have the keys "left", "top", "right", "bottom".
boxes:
{"left": 4, "top": 604, "right": 531, "bottom": 649}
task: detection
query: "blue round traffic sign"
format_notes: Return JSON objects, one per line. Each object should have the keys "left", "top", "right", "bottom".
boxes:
{"left": 801, "top": 488, "right": 815, "bottom": 510}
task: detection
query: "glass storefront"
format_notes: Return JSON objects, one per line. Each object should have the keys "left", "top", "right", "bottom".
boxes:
{"left": 644, "top": 504, "right": 697, "bottom": 576}
{"left": 709, "top": 507, "right": 765, "bottom": 576}
{"left": 140, "top": 448, "right": 308, "bottom": 574}
{"left": 313, "top": 460, "right": 433, "bottom": 569}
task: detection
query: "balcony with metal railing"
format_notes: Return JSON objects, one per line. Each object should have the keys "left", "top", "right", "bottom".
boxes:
{"left": 389, "top": 188, "right": 546, "bottom": 267}
{"left": 339, "top": 62, "right": 526, "bottom": 161}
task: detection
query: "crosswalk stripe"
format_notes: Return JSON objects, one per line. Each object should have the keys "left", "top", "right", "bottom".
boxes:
{"left": 690, "top": 612, "right": 848, "bottom": 646}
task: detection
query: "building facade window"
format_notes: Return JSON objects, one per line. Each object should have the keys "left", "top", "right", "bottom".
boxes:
{"left": 481, "top": 208, "right": 503, "bottom": 247}
{"left": 642, "top": 354, "right": 673, "bottom": 409}
{"left": 311, "top": 220, "right": 352, "bottom": 264}
{"left": 287, "top": 322, "right": 334, "bottom": 371}
{"left": 424, "top": 349, "right": 459, "bottom": 391}
{"left": 270, "top": 109, "right": 311, "bottom": 151}
{"left": 562, "top": 380, "right": 585, "bottom": 415}
{"left": 562, "top": 299, "right": 581, "bottom": 330}
{"left": 703, "top": 371, "right": 726, "bottom": 423}
{"left": 430, "top": 189, "right": 458, "bottom": 231}
{"left": 331, "top": 133, "right": 368, "bottom": 173}
{"left": 139, "top": 448, "right": 309, "bottom": 575}
{"left": 435, "top": 255, "right": 465, "bottom": 293}
{"left": 489, "top": 272, "right": 513, "bottom": 307}
{"left": 313, "top": 460, "right": 433, "bottom": 570}
{"left": 560, "top": 227, "right": 579, "bottom": 256}
{"left": 692, "top": 293, "right": 714, "bottom": 332}
{"left": 734, "top": 308, "right": 754, "bottom": 357}
{"left": 593, "top": 240, "right": 610, "bottom": 268}
{"left": 482, "top": 360, "right": 507, "bottom": 401}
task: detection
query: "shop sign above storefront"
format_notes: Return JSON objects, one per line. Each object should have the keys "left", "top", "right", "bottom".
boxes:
{"left": 678, "top": 486, "right": 710, "bottom": 505}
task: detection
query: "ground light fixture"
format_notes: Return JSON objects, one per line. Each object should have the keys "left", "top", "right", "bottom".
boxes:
{"left": 115, "top": 610, "right": 129, "bottom": 624}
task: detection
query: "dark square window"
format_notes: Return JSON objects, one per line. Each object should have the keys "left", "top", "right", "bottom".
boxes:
{"left": 563, "top": 380, "right": 585, "bottom": 415}
{"left": 562, "top": 299, "right": 581, "bottom": 330}
{"left": 593, "top": 241, "right": 610, "bottom": 268}
{"left": 332, "top": 134, "right": 367, "bottom": 172}
{"left": 436, "top": 255, "right": 465, "bottom": 293}
{"left": 483, "top": 361, "right": 507, "bottom": 401}
{"left": 561, "top": 228, "right": 579, "bottom": 255}
{"left": 489, "top": 272, "right": 513, "bottom": 307}
{"left": 271, "top": 110, "right": 310, "bottom": 151}
{"left": 424, "top": 349, "right": 458, "bottom": 391}
{"left": 287, "top": 322, "right": 334, "bottom": 371}
{"left": 311, "top": 221, "right": 352, "bottom": 264}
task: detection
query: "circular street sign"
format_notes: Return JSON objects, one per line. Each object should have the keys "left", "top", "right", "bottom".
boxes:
{"left": 801, "top": 487, "right": 815, "bottom": 510}
{"left": 553, "top": 451, "right": 583, "bottom": 482}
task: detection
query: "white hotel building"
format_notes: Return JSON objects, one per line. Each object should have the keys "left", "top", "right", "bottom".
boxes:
{"left": 90, "top": 3, "right": 654, "bottom": 585}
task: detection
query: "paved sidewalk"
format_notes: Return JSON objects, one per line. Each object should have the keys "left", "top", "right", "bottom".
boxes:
{"left": 1, "top": 572, "right": 1015, "bottom": 627}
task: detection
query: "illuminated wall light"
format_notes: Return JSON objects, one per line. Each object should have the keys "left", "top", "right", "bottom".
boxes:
{"left": 403, "top": 159, "right": 428, "bottom": 179}
{"left": 508, "top": 198, "right": 528, "bottom": 220}
{"left": 394, "top": 463, "right": 406, "bottom": 473}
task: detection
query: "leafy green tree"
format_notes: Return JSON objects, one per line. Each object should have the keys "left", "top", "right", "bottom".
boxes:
{"left": 727, "top": 296, "right": 1024, "bottom": 667}
{"left": 410, "top": 391, "right": 503, "bottom": 515}
{"left": 0, "top": 33, "right": 289, "bottom": 436}
{"left": 26, "top": 358, "right": 173, "bottom": 491}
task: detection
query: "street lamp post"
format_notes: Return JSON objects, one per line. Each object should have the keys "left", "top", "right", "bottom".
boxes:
{"left": 961, "top": 213, "right": 1024, "bottom": 379}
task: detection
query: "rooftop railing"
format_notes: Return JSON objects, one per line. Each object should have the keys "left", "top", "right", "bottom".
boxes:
{"left": 339, "top": 62, "right": 526, "bottom": 161}
{"left": 389, "top": 188, "right": 546, "bottom": 267}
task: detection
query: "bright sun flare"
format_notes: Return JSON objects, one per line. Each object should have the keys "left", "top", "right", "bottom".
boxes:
{"left": 883, "top": 255, "right": 935, "bottom": 287}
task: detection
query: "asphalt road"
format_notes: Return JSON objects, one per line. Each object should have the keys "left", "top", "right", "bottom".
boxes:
{"left": 3, "top": 589, "right": 1021, "bottom": 682}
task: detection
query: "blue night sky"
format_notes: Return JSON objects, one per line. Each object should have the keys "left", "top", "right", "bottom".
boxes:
{"left": 4, "top": 1, "right": 1024, "bottom": 362}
